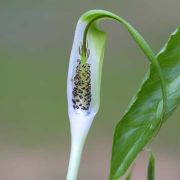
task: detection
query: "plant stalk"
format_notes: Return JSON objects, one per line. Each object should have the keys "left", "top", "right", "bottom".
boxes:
{"left": 66, "top": 115, "right": 92, "bottom": 180}
{"left": 66, "top": 138, "right": 85, "bottom": 180}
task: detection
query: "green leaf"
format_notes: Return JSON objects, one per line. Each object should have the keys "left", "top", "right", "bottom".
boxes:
{"left": 147, "top": 152, "right": 155, "bottom": 180}
{"left": 125, "top": 171, "right": 132, "bottom": 180}
{"left": 109, "top": 27, "right": 180, "bottom": 180}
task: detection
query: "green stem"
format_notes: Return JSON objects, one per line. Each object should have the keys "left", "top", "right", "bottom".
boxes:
{"left": 66, "top": 135, "right": 86, "bottom": 180}
{"left": 147, "top": 152, "right": 155, "bottom": 180}
{"left": 82, "top": 11, "right": 167, "bottom": 123}
{"left": 66, "top": 115, "right": 91, "bottom": 180}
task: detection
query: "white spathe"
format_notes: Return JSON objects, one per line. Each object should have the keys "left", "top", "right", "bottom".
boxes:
{"left": 66, "top": 14, "right": 106, "bottom": 180}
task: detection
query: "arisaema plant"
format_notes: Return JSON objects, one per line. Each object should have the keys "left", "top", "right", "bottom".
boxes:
{"left": 66, "top": 9, "right": 180, "bottom": 180}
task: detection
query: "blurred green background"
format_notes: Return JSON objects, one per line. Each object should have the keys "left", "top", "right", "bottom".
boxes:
{"left": 0, "top": 0, "right": 179, "bottom": 179}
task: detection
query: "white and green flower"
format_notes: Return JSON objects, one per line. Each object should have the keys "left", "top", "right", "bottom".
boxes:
{"left": 66, "top": 10, "right": 167, "bottom": 180}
